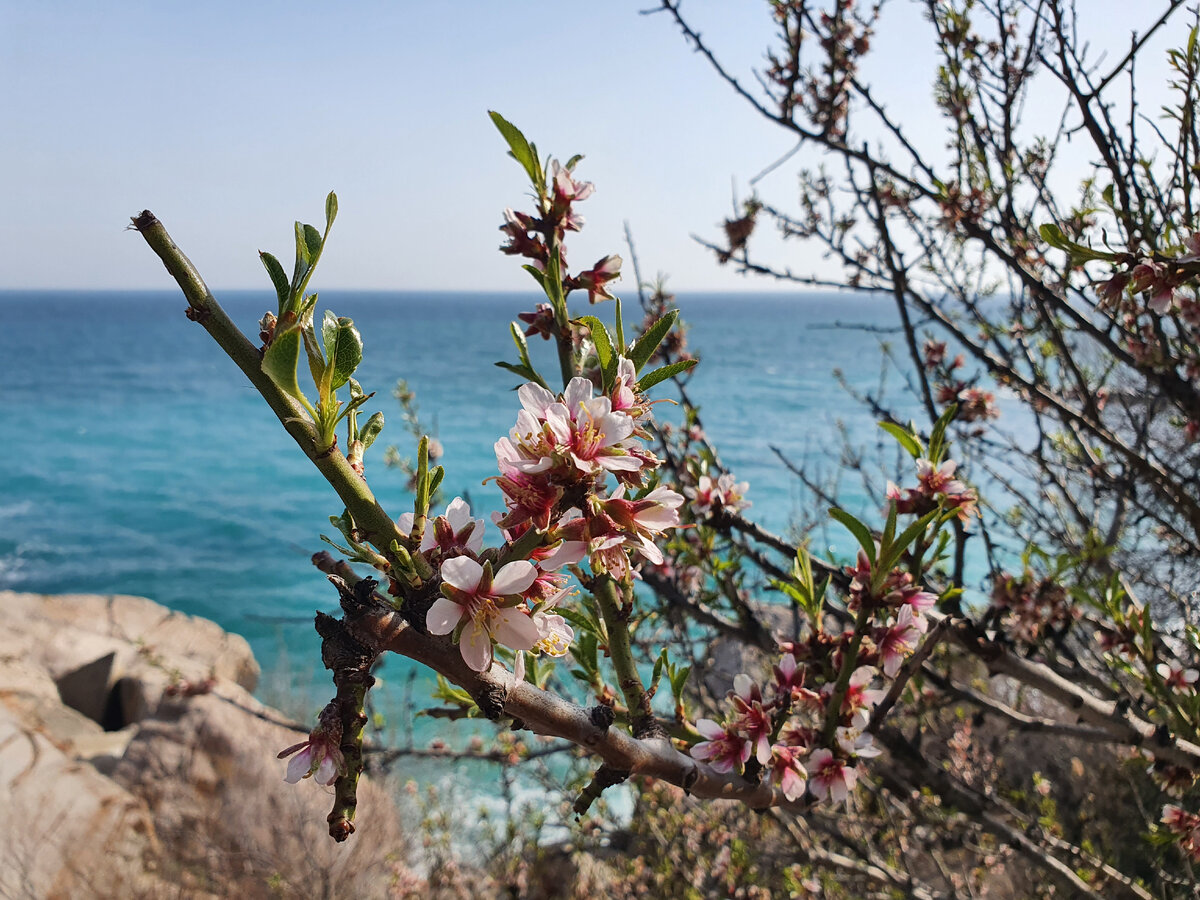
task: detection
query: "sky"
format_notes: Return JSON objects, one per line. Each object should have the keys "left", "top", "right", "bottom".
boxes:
{"left": 0, "top": 1, "right": 1184, "bottom": 293}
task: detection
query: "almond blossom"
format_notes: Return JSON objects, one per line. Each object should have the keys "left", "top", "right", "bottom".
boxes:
{"left": 427, "top": 556, "right": 540, "bottom": 672}
{"left": 398, "top": 496, "right": 485, "bottom": 555}
{"left": 730, "top": 674, "right": 773, "bottom": 765}
{"left": 876, "top": 604, "right": 928, "bottom": 677}
{"left": 691, "top": 719, "right": 752, "bottom": 773}
{"left": 808, "top": 748, "right": 858, "bottom": 803}
{"left": 278, "top": 708, "right": 344, "bottom": 786}
{"left": 769, "top": 744, "right": 808, "bottom": 801}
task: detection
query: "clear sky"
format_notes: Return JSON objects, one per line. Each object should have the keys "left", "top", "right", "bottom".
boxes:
{"left": 0, "top": 1, "right": 1181, "bottom": 293}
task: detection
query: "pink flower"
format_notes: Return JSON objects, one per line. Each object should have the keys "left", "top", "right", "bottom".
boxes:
{"left": 399, "top": 496, "right": 485, "bottom": 555}
{"left": 835, "top": 726, "right": 881, "bottom": 759}
{"left": 691, "top": 719, "right": 751, "bottom": 774}
{"left": 774, "top": 652, "right": 806, "bottom": 699}
{"left": 877, "top": 605, "right": 927, "bottom": 677}
{"left": 571, "top": 254, "right": 623, "bottom": 304}
{"left": 731, "top": 674, "right": 773, "bottom": 765}
{"left": 684, "top": 473, "right": 750, "bottom": 516}
{"left": 1156, "top": 661, "right": 1200, "bottom": 692}
{"left": 594, "top": 485, "right": 684, "bottom": 565}
{"left": 278, "top": 710, "right": 344, "bottom": 786}
{"left": 530, "top": 587, "right": 575, "bottom": 658}
{"left": 769, "top": 744, "right": 808, "bottom": 801}
{"left": 427, "top": 556, "right": 540, "bottom": 672}
{"left": 829, "top": 666, "right": 888, "bottom": 729}
{"left": 808, "top": 748, "right": 858, "bottom": 803}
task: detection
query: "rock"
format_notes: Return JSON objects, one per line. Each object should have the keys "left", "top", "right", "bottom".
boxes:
{"left": 0, "top": 590, "right": 410, "bottom": 898}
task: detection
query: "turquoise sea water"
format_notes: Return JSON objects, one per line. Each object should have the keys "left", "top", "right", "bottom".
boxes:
{"left": 2, "top": 288, "right": 948, "bottom": 733}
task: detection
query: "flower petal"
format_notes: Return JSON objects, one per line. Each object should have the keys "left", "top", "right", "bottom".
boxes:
{"left": 426, "top": 597, "right": 465, "bottom": 635}
{"left": 460, "top": 621, "right": 494, "bottom": 672}
{"left": 492, "top": 607, "right": 539, "bottom": 651}
{"left": 285, "top": 747, "right": 312, "bottom": 783}
{"left": 440, "top": 555, "right": 483, "bottom": 592}
{"left": 491, "top": 560, "right": 538, "bottom": 595}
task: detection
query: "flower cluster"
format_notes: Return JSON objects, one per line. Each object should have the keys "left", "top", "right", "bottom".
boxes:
{"left": 922, "top": 339, "right": 999, "bottom": 426}
{"left": 989, "top": 571, "right": 1078, "bottom": 646}
{"left": 691, "top": 651, "right": 894, "bottom": 805}
{"left": 416, "top": 365, "right": 683, "bottom": 672}
{"left": 1161, "top": 804, "right": 1200, "bottom": 861}
{"left": 684, "top": 472, "right": 751, "bottom": 518}
{"left": 690, "top": 557, "right": 936, "bottom": 808}
{"left": 887, "top": 458, "right": 978, "bottom": 521}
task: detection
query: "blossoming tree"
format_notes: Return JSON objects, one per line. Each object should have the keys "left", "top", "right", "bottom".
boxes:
{"left": 133, "top": 5, "right": 1200, "bottom": 883}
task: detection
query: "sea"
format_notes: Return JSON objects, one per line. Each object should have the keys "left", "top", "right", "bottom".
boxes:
{"left": 0, "top": 289, "right": 1006, "bottom": 793}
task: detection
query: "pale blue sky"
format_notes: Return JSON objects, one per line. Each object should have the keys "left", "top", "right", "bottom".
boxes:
{"left": 0, "top": 1, "right": 1180, "bottom": 292}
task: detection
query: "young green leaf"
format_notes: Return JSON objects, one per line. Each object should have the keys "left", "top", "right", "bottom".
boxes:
{"left": 830, "top": 508, "right": 876, "bottom": 566}
{"left": 509, "top": 322, "right": 534, "bottom": 371}
{"left": 878, "top": 421, "right": 923, "bottom": 458}
{"left": 614, "top": 297, "right": 625, "bottom": 350}
{"left": 322, "top": 311, "right": 364, "bottom": 391}
{"left": 261, "top": 322, "right": 304, "bottom": 400}
{"left": 489, "top": 111, "right": 540, "bottom": 187}
{"left": 259, "top": 251, "right": 290, "bottom": 314}
{"left": 578, "top": 315, "right": 617, "bottom": 392}
{"left": 636, "top": 358, "right": 697, "bottom": 392}
{"left": 629, "top": 309, "right": 679, "bottom": 373}
{"left": 325, "top": 191, "right": 338, "bottom": 232}
{"left": 494, "top": 360, "right": 550, "bottom": 390}
{"left": 359, "top": 411, "right": 384, "bottom": 449}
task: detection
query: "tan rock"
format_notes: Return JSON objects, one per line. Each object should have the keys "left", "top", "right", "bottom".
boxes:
{"left": 0, "top": 590, "right": 413, "bottom": 899}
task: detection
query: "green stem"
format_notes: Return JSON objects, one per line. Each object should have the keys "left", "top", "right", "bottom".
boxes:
{"left": 821, "top": 602, "right": 872, "bottom": 745}
{"left": 594, "top": 574, "right": 660, "bottom": 738}
{"left": 133, "top": 211, "right": 408, "bottom": 561}
{"left": 327, "top": 681, "right": 369, "bottom": 842}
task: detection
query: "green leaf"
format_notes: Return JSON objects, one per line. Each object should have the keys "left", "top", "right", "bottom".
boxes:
{"left": 489, "top": 111, "right": 540, "bottom": 186}
{"left": 636, "top": 358, "right": 697, "bottom": 392}
{"left": 510, "top": 322, "right": 534, "bottom": 371}
{"left": 830, "top": 508, "right": 876, "bottom": 566}
{"left": 303, "top": 223, "right": 323, "bottom": 262}
{"left": 927, "top": 404, "right": 957, "bottom": 464}
{"left": 359, "top": 411, "right": 384, "bottom": 449}
{"left": 428, "top": 465, "right": 444, "bottom": 498}
{"left": 325, "top": 191, "right": 338, "bottom": 232}
{"left": 259, "top": 251, "right": 290, "bottom": 314}
{"left": 879, "top": 421, "right": 923, "bottom": 458}
{"left": 322, "top": 311, "right": 364, "bottom": 391}
{"left": 262, "top": 322, "right": 304, "bottom": 399}
{"left": 650, "top": 648, "right": 668, "bottom": 695}
{"left": 301, "top": 309, "right": 326, "bottom": 387}
{"left": 670, "top": 665, "right": 691, "bottom": 698}
{"left": 1038, "top": 223, "right": 1071, "bottom": 251}
{"left": 494, "top": 360, "right": 550, "bottom": 390}
{"left": 522, "top": 264, "right": 547, "bottom": 291}
{"left": 614, "top": 297, "right": 625, "bottom": 350}
{"left": 578, "top": 315, "right": 616, "bottom": 392}
{"left": 629, "top": 309, "right": 679, "bottom": 373}
{"left": 319, "top": 533, "right": 355, "bottom": 557}
{"left": 878, "top": 508, "right": 940, "bottom": 575}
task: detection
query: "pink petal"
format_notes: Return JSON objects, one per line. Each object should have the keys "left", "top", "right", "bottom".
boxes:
{"left": 426, "top": 597, "right": 464, "bottom": 635}
{"left": 315, "top": 754, "right": 338, "bottom": 786}
{"left": 460, "top": 622, "right": 494, "bottom": 672}
{"left": 491, "top": 560, "right": 538, "bottom": 595}
{"left": 492, "top": 607, "right": 539, "bottom": 650}
{"left": 563, "top": 377, "right": 593, "bottom": 411}
{"left": 440, "top": 556, "right": 483, "bottom": 592}
{"left": 285, "top": 747, "right": 312, "bottom": 783}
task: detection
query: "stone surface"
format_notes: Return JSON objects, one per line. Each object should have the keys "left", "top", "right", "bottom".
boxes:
{"left": 0, "top": 590, "right": 410, "bottom": 898}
